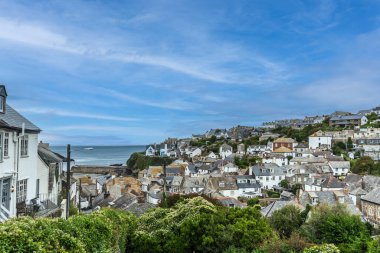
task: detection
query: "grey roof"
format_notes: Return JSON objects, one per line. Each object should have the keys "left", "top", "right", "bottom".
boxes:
{"left": 183, "top": 177, "right": 207, "bottom": 188}
{"left": 330, "top": 115, "right": 364, "bottom": 121}
{"left": 38, "top": 146, "right": 63, "bottom": 167}
{"left": 0, "top": 104, "right": 41, "bottom": 132}
{"left": 125, "top": 202, "right": 155, "bottom": 216}
{"left": 261, "top": 200, "right": 297, "bottom": 217}
{"left": 349, "top": 187, "right": 368, "bottom": 196}
{"left": 218, "top": 197, "right": 244, "bottom": 208}
{"left": 237, "top": 181, "right": 261, "bottom": 189}
{"left": 361, "top": 187, "right": 380, "bottom": 204}
{"left": 250, "top": 166, "right": 271, "bottom": 176}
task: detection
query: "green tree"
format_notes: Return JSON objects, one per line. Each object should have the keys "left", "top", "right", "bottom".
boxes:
{"left": 300, "top": 204, "right": 371, "bottom": 250}
{"left": 352, "top": 156, "right": 375, "bottom": 174}
{"left": 279, "top": 179, "right": 290, "bottom": 189}
{"left": 247, "top": 197, "right": 260, "bottom": 206}
{"left": 269, "top": 205, "right": 304, "bottom": 238}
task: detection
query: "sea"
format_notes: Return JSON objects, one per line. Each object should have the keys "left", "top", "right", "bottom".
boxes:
{"left": 50, "top": 145, "right": 145, "bottom": 166}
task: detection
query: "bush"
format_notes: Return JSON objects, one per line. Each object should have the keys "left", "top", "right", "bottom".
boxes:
{"left": 303, "top": 244, "right": 340, "bottom": 253}
{"left": 0, "top": 209, "right": 136, "bottom": 253}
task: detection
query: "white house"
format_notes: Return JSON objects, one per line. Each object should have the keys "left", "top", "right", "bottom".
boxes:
{"left": 145, "top": 145, "right": 156, "bottom": 156}
{"left": 222, "top": 163, "right": 239, "bottom": 173}
{"left": 0, "top": 85, "right": 41, "bottom": 221}
{"left": 37, "top": 143, "right": 64, "bottom": 205}
{"left": 249, "top": 165, "right": 286, "bottom": 190}
{"left": 247, "top": 145, "right": 269, "bottom": 155}
{"left": 236, "top": 175, "right": 262, "bottom": 198}
{"left": 308, "top": 131, "right": 332, "bottom": 150}
{"left": 328, "top": 161, "right": 350, "bottom": 177}
{"left": 262, "top": 154, "right": 288, "bottom": 167}
{"left": 207, "top": 152, "right": 218, "bottom": 159}
{"left": 190, "top": 148, "right": 202, "bottom": 158}
{"left": 219, "top": 144, "right": 233, "bottom": 159}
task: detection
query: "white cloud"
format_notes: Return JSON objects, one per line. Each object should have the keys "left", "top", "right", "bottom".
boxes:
{"left": 17, "top": 107, "right": 138, "bottom": 122}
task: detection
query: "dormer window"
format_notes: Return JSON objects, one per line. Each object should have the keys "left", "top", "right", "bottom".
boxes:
{"left": 0, "top": 85, "right": 7, "bottom": 113}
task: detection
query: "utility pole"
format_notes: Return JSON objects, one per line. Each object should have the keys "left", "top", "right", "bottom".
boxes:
{"left": 163, "top": 161, "right": 167, "bottom": 207}
{"left": 78, "top": 178, "right": 81, "bottom": 212}
{"left": 66, "top": 144, "right": 71, "bottom": 219}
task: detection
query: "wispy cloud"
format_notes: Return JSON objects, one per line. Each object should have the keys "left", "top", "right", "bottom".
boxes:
{"left": 98, "top": 87, "right": 196, "bottom": 111}
{"left": 17, "top": 107, "right": 138, "bottom": 122}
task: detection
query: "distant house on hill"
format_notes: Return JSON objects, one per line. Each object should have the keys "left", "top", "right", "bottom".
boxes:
{"left": 329, "top": 115, "right": 368, "bottom": 128}
{"left": 219, "top": 143, "right": 233, "bottom": 159}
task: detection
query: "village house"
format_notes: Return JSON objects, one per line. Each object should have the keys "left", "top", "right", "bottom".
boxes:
{"left": 182, "top": 176, "right": 208, "bottom": 194}
{"left": 304, "top": 175, "right": 346, "bottom": 191}
{"left": 236, "top": 175, "right": 261, "bottom": 198}
{"left": 329, "top": 115, "right": 368, "bottom": 128}
{"left": 0, "top": 85, "right": 42, "bottom": 221}
{"left": 249, "top": 164, "right": 286, "bottom": 189}
{"left": 207, "top": 177, "right": 239, "bottom": 198}
{"left": 361, "top": 188, "right": 380, "bottom": 225}
{"left": 222, "top": 162, "right": 239, "bottom": 173}
{"left": 246, "top": 145, "right": 269, "bottom": 155}
{"left": 189, "top": 147, "right": 202, "bottom": 158}
{"left": 272, "top": 137, "right": 297, "bottom": 154}
{"left": 145, "top": 145, "right": 156, "bottom": 156}
{"left": 37, "top": 143, "right": 64, "bottom": 205}
{"left": 262, "top": 153, "right": 288, "bottom": 167}
{"left": 219, "top": 143, "right": 233, "bottom": 159}
{"left": 328, "top": 161, "right": 350, "bottom": 177}
{"left": 308, "top": 131, "right": 332, "bottom": 150}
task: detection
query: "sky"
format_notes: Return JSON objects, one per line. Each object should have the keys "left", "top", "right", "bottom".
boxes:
{"left": 1, "top": 0, "right": 380, "bottom": 145}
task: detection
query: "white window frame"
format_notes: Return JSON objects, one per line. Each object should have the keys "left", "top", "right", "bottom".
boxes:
{"left": 20, "top": 135, "right": 29, "bottom": 157}
{"left": 0, "top": 96, "right": 3, "bottom": 113}
{"left": 0, "top": 132, "right": 3, "bottom": 162}
{"left": 16, "top": 179, "right": 28, "bottom": 203}
{"left": 4, "top": 132, "right": 9, "bottom": 158}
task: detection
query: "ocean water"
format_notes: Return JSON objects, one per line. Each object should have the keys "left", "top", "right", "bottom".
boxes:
{"left": 50, "top": 146, "right": 145, "bottom": 166}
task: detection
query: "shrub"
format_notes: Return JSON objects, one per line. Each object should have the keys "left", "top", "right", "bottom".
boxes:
{"left": 0, "top": 208, "right": 136, "bottom": 253}
{"left": 303, "top": 244, "right": 340, "bottom": 253}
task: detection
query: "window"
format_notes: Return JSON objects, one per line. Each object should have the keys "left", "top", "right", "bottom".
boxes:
{"left": 4, "top": 132, "right": 8, "bottom": 157}
{"left": 0, "top": 178, "right": 11, "bottom": 209}
{"left": 20, "top": 135, "right": 28, "bottom": 156}
{"left": 368, "top": 207, "right": 374, "bottom": 216}
{"left": 0, "top": 96, "right": 3, "bottom": 113}
{"left": 0, "top": 133, "right": 2, "bottom": 162}
{"left": 16, "top": 179, "right": 28, "bottom": 203}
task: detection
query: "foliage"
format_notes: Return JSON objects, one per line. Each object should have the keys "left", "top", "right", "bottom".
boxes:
{"left": 0, "top": 209, "right": 136, "bottom": 253}
{"left": 266, "top": 190, "right": 280, "bottom": 198}
{"left": 256, "top": 233, "right": 313, "bottom": 253}
{"left": 269, "top": 205, "right": 304, "bottom": 238}
{"left": 235, "top": 155, "right": 261, "bottom": 168}
{"left": 247, "top": 197, "right": 260, "bottom": 206}
{"left": 132, "top": 197, "right": 272, "bottom": 253}
{"left": 352, "top": 156, "right": 375, "bottom": 174}
{"left": 303, "top": 244, "right": 340, "bottom": 253}
{"left": 300, "top": 204, "right": 371, "bottom": 251}
{"left": 279, "top": 179, "right": 290, "bottom": 189}
{"left": 127, "top": 152, "right": 174, "bottom": 171}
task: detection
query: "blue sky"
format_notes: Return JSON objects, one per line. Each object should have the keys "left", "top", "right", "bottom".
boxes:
{"left": 1, "top": 0, "right": 380, "bottom": 145}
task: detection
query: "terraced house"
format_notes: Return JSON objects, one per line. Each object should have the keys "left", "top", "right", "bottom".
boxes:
{"left": 0, "top": 85, "right": 41, "bottom": 222}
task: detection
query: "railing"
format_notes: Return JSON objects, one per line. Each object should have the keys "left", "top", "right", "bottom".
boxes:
{"left": 0, "top": 204, "right": 11, "bottom": 222}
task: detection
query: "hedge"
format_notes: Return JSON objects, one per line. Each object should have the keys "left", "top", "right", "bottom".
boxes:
{"left": 0, "top": 209, "right": 136, "bottom": 253}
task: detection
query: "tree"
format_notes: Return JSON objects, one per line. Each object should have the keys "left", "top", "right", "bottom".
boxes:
{"left": 300, "top": 204, "right": 371, "bottom": 247}
{"left": 247, "top": 197, "right": 260, "bottom": 206}
{"left": 269, "top": 205, "right": 304, "bottom": 238}
{"left": 279, "top": 179, "right": 290, "bottom": 189}
{"left": 347, "top": 137, "right": 353, "bottom": 151}
{"left": 210, "top": 135, "right": 217, "bottom": 143}
{"left": 352, "top": 156, "right": 375, "bottom": 174}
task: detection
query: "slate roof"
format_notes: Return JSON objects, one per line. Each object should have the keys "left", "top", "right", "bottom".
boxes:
{"left": 331, "top": 115, "right": 364, "bottom": 121}
{"left": 261, "top": 200, "right": 297, "bottom": 217}
{"left": 0, "top": 104, "right": 41, "bottom": 132}
{"left": 236, "top": 180, "right": 261, "bottom": 189}
{"left": 361, "top": 188, "right": 380, "bottom": 204}
{"left": 125, "top": 203, "right": 155, "bottom": 216}
{"left": 218, "top": 197, "right": 244, "bottom": 208}
{"left": 273, "top": 137, "right": 296, "bottom": 143}
{"left": 220, "top": 143, "right": 233, "bottom": 151}
{"left": 320, "top": 176, "right": 345, "bottom": 189}
{"left": 38, "top": 146, "right": 63, "bottom": 167}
